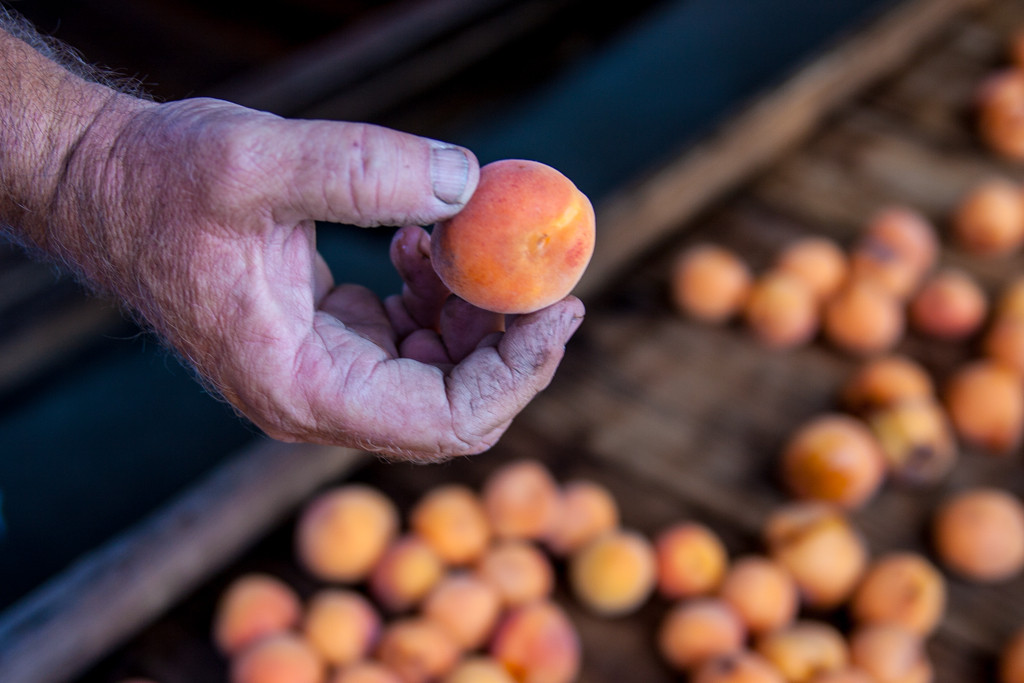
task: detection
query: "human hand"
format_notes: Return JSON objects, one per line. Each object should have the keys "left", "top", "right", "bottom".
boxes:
{"left": 56, "top": 97, "right": 584, "bottom": 461}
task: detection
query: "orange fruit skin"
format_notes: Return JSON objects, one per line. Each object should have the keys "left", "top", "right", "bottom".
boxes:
{"left": 431, "top": 159, "right": 596, "bottom": 314}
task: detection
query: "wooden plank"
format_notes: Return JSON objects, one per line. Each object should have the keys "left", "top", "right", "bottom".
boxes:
{"left": 0, "top": 440, "right": 367, "bottom": 683}
{"left": 576, "top": 0, "right": 988, "bottom": 300}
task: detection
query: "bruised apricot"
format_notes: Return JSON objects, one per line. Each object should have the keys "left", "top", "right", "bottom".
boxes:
{"left": 369, "top": 535, "right": 445, "bottom": 613}
{"left": 952, "top": 177, "right": 1024, "bottom": 255}
{"left": 850, "top": 552, "right": 946, "bottom": 636}
{"left": 490, "top": 600, "right": 581, "bottom": 683}
{"left": 1000, "top": 627, "right": 1024, "bottom": 683}
{"left": 867, "top": 400, "right": 957, "bottom": 486}
{"left": 780, "top": 414, "right": 887, "bottom": 509}
{"left": 431, "top": 159, "right": 595, "bottom": 314}
{"left": 213, "top": 573, "right": 303, "bottom": 656}
{"left": 671, "top": 244, "right": 753, "bottom": 323}
{"left": 908, "top": 269, "right": 988, "bottom": 340}
{"left": 841, "top": 355, "right": 935, "bottom": 415}
{"left": 848, "top": 625, "right": 932, "bottom": 683}
{"left": 544, "top": 479, "right": 619, "bottom": 557}
{"left": 658, "top": 598, "right": 747, "bottom": 672}
{"left": 719, "top": 555, "right": 799, "bottom": 635}
{"left": 944, "top": 360, "right": 1024, "bottom": 453}
{"left": 476, "top": 539, "right": 554, "bottom": 607}
{"left": 849, "top": 208, "right": 939, "bottom": 300}
{"left": 933, "top": 487, "right": 1024, "bottom": 582}
{"left": 654, "top": 521, "right": 729, "bottom": 599}
{"left": 302, "top": 589, "right": 381, "bottom": 667}
{"left": 776, "top": 237, "right": 848, "bottom": 303}
{"left": 569, "top": 528, "right": 657, "bottom": 616}
{"left": 482, "top": 460, "right": 561, "bottom": 541}
{"left": 693, "top": 652, "right": 787, "bottom": 683}
{"left": 376, "top": 617, "right": 460, "bottom": 683}
{"left": 231, "top": 633, "right": 325, "bottom": 683}
{"left": 410, "top": 484, "right": 491, "bottom": 566}
{"left": 422, "top": 572, "right": 502, "bottom": 651}
{"left": 754, "top": 621, "right": 849, "bottom": 683}
{"left": 296, "top": 485, "right": 399, "bottom": 583}
{"left": 744, "top": 271, "right": 820, "bottom": 349}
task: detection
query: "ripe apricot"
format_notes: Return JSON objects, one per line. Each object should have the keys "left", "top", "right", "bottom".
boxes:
{"left": 849, "top": 208, "right": 938, "bottom": 300}
{"left": 952, "top": 177, "right": 1024, "bottom": 255}
{"left": 776, "top": 237, "right": 848, "bottom": 303}
{"left": 231, "top": 633, "right": 325, "bottom": 683}
{"left": 370, "top": 534, "right": 445, "bottom": 613}
{"left": 841, "top": 355, "right": 935, "bottom": 415}
{"left": 302, "top": 589, "right": 381, "bottom": 668}
{"left": 671, "top": 244, "right": 754, "bottom": 323}
{"left": 658, "top": 598, "right": 747, "bottom": 672}
{"left": 569, "top": 528, "right": 657, "bottom": 617}
{"left": 850, "top": 552, "right": 946, "bottom": 636}
{"left": 490, "top": 600, "right": 581, "bottom": 683}
{"left": 410, "top": 484, "right": 491, "bottom": 566}
{"left": 763, "top": 503, "right": 868, "bottom": 610}
{"left": 1000, "top": 627, "right": 1024, "bottom": 683}
{"left": 376, "top": 617, "right": 460, "bottom": 683}
{"left": 476, "top": 539, "right": 554, "bottom": 607}
{"left": 823, "top": 280, "right": 904, "bottom": 356}
{"left": 977, "top": 69, "right": 1024, "bottom": 161}
{"left": 908, "top": 269, "right": 988, "bottom": 340}
{"left": 754, "top": 621, "right": 849, "bottom": 683}
{"left": 213, "top": 573, "right": 303, "bottom": 656}
{"left": 744, "top": 271, "right": 820, "bottom": 349}
{"left": 718, "top": 555, "right": 799, "bottom": 635}
{"left": 443, "top": 657, "right": 517, "bottom": 683}
{"left": 780, "top": 414, "right": 887, "bottom": 509}
{"left": 330, "top": 663, "right": 402, "bottom": 683}
{"left": 544, "top": 479, "right": 619, "bottom": 557}
{"left": 984, "top": 318, "right": 1024, "bottom": 375}
{"left": 944, "top": 360, "right": 1024, "bottom": 453}
{"left": 430, "top": 159, "right": 594, "bottom": 314}
{"left": 867, "top": 400, "right": 957, "bottom": 486}
{"left": 422, "top": 572, "right": 502, "bottom": 651}
{"left": 654, "top": 521, "right": 729, "bottom": 599}
{"left": 296, "top": 485, "right": 399, "bottom": 583}
{"left": 848, "top": 625, "right": 931, "bottom": 683}
{"left": 933, "top": 487, "right": 1024, "bottom": 582}
{"left": 693, "top": 652, "right": 787, "bottom": 683}
{"left": 482, "top": 460, "right": 561, "bottom": 541}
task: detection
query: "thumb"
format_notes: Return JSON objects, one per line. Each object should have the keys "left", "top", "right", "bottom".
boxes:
{"left": 275, "top": 120, "right": 479, "bottom": 228}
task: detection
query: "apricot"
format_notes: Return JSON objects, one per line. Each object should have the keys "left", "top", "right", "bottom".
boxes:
{"left": 867, "top": 400, "right": 957, "bottom": 486}
{"left": 984, "top": 318, "right": 1024, "bottom": 375}
{"left": 780, "top": 414, "right": 887, "bottom": 509}
{"left": 908, "top": 269, "right": 988, "bottom": 340}
{"left": 330, "top": 663, "right": 402, "bottom": 683}
{"left": 544, "top": 479, "right": 619, "bottom": 557}
{"left": 977, "top": 69, "right": 1024, "bottom": 161}
{"left": 654, "top": 521, "right": 729, "bottom": 599}
{"left": 763, "top": 503, "right": 868, "bottom": 610}
{"left": 718, "top": 555, "right": 799, "bottom": 635}
{"left": 568, "top": 528, "right": 657, "bottom": 617}
{"left": 482, "top": 460, "right": 561, "bottom": 541}
{"left": 490, "top": 600, "right": 581, "bottom": 683}
{"left": 296, "top": 485, "right": 399, "bottom": 583}
{"left": 213, "top": 573, "right": 303, "bottom": 656}
{"left": 850, "top": 552, "right": 946, "bottom": 636}
{"left": 841, "top": 355, "right": 935, "bottom": 415}
{"left": 944, "top": 360, "right": 1024, "bottom": 453}
{"left": 658, "top": 598, "right": 747, "bottom": 672}
{"left": 376, "top": 617, "right": 460, "bottom": 683}
{"left": 823, "top": 280, "right": 904, "bottom": 356}
{"left": 996, "top": 276, "right": 1024, "bottom": 322}
{"left": 952, "top": 177, "right": 1024, "bottom": 255}
{"left": 671, "top": 243, "right": 754, "bottom": 322}
{"left": 754, "top": 621, "right": 849, "bottom": 683}
{"left": 933, "top": 487, "right": 1024, "bottom": 582}
{"left": 443, "top": 657, "right": 517, "bottom": 683}
{"left": 848, "top": 625, "right": 932, "bottom": 683}
{"left": 806, "top": 669, "right": 877, "bottom": 683}
{"left": 476, "top": 539, "right": 554, "bottom": 607}
{"left": 231, "top": 633, "right": 325, "bottom": 683}
{"left": 422, "top": 572, "right": 502, "bottom": 651}
{"left": 430, "top": 159, "right": 594, "bottom": 314}
{"left": 850, "top": 208, "right": 939, "bottom": 300}
{"left": 370, "top": 534, "right": 445, "bottom": 613}
{"left": 693, "top": 652, "right": 787, "bottom": 683}
{"left": 1000, "top": 627, "right": 1024, "bottom": 683}
{"left": 410, "top": 484, "right": 491, "bottom": 566}
{"left": 776, "top": 237, "right": 848, "bottom": 303}
{"left": 302, "top": 589, "right": 381, "bottom": 668}
{"left": 744, "top": 271, "right": 820, "bottom": 349}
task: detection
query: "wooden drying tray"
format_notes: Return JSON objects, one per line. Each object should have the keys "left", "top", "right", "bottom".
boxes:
{"left": 0, "top": 0, "right": 985, "bottom": 681}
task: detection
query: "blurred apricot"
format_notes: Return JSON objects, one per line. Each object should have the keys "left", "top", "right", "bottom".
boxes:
{"left": 330, "top": 663, "right": 402, "bottom": 683}
{"left": 490, "top": 600, "right": 581, "bottom": 683}
{"left": 303, "top": 589, "right": 381, "bottom": 668}
{"left": 655, "top": 521, "right": 729, "bottom": 599}
{"left": 908, "top": 269, "right": 988, "bottom": 340}
{"left": 776, "top": 237, "right": 848, "bottom": 302}
{"left": 422, "top": 572, "right": 502, "bottom": 651}
{"left": 867, "top": 400, "right": 957, "bottom": 486}
{"left": 983, "top": 317, "right": 1024, "bottom": 375}
{"left": 1000, "top": 627, "right": 1024, "bottom": 683}
{"left": 376, "top": 618, "right": 460, "bottom": 683}
{"left": 658, "top": 598, "right": 747, "bottom": 672}
{"left": 693, "top": 652, "right": 787, "bottom": 683}
{"left": 213, "top": 573, "right": 302, "bottom": 656}
{"left": 952, "top": 177, "right": 1024, "bottom": 255}
{"left": 671, "top": 243, "right": 754, "bottom": 323}
{"left": 823, "top": 280, "right": 904, "bottom": 356}
{"left": 476, "top": 539, "right": 554, "bottom": 607}
{"left": 410, "top": 484, "right": 491, "bottom": 566}
{"left": 443, "top": 657, "right": 517, "bottom": 683}
{"left": 545, "top": 479, "right": 619, "bottom": 557}
{"left": 744, "top": 271, "right": 820, "bottom": 349}
{"left": 369, "top": 535, "right": 445, "bottom": 613}
{"left": 569, "top": 528, "right": 657, "bottom": 616}
{"left": 482, "top": 460, "right": 561, "bottom": 541}
{"left": 719, "top": 555, "right": 799, "bottom": 635}
{"left": 850, "top": 208, "right": 938, "bottom": 299}
{"left": 933, "top": 487, "right": 1024, "bottom": 582}
{"left": 841, "top": 355, "right": 935, "bottom": 415}
{"left": 850, "top": 552, "right": 946, "bottom": 636}
{"left": 944, "top": 360, "right": 1024, "bottom": 454}
{"left": 755, "top": 620, "right": 849, "bottom": 683}
{"left": 848, "top": 624, "right": 932, "bottom": 683}
{"left": 231, "top": 633, "right": 325, "bottom": 683}
{"left": 977, "top": 69, "right": 1024, "bottom": 161}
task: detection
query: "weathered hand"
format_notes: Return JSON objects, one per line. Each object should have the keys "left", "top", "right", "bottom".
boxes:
{"left": 57, "top": 98, "right": 583, "bottom": 461}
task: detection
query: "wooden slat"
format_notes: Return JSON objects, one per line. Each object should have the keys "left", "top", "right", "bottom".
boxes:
{"left": 577, "top": 0, "right": 989, "bottom": 300}
{"left": 0, "top": 440, "right": 367, "bottom": 683}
